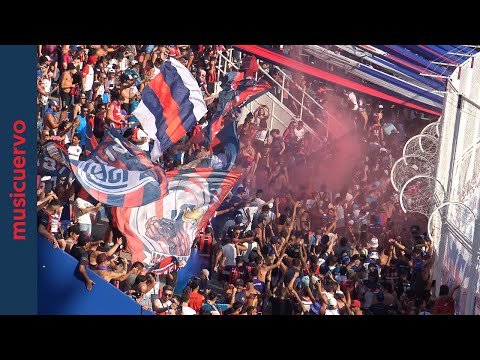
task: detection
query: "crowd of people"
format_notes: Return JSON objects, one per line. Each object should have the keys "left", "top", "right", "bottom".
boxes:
{"left": 36, "top": 45, "right": 458, "bottom": 315}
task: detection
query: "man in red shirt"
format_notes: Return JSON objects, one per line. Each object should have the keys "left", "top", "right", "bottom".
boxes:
{"left": 433, "top": 284, "right": 460, "bottom": 315}
{"left": 106, "top": 94, "right": 126, "bottom": 129}
{"left": 187, "top": 281, "right": 205, "bottom": 314}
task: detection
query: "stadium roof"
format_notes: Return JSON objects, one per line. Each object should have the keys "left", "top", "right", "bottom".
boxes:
{"left": 233, "top": 45, "right": 480, "bottom": 117}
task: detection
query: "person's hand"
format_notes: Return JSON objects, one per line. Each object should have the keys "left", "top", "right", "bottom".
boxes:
{"left": 213, "top": 264, "right": 219, "bottom": 272}
{"left": 52, "top": 239, "right": 59, "bottom": 249}
{"left": 295, "top": 201, "right": 302, "bottom": 208}
{"left": 85, "top": 279, "right": 95, "bottom": 291}
{"left": 96, "top": 202, "right": 102, "bottom": 208}
{"left": 142, "top": 304, "right": 150, "bottom": 311}
{"left": 116, "top": 237, "right": 123, "bottom": 245}
{"left": 293, "top": 271, "right": 299, "bottom": 279}
{"left": 388, "top": 238, "right": 396, "bottom": 244}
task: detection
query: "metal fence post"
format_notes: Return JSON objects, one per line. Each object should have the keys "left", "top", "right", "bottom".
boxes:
{"left": 271, "top": 102, "right": 275, "bottom": 131}
{"left": 434, "top": 93, "right": 463, "bottom": 297}
{"left": 466, "top": 216, "right": 480, "bottom": 314}
{"left": 300, "top": 91, "right": 305, "bottom": 120}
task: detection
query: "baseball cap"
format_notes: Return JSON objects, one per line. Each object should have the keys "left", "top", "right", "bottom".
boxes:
{"left": 88, "top": 55, "right": 98, "bottom": 64}
{"left": 301, "top": 275, "right": 319, "bottom": 288}
{"left": 107, "top": 67, "right": 116, "bottom": 73}
{"left": 351, "top": 299, "right": 361, "bottom": 308}
{"left": 376, "top": 292, "right": 385, "bottom": 301}
{"left": 369, "top": 251, "right": 379, "bottom": 260}
{"left": 341, "top": 256, "right": 351, "bottom": 265}
{"left": 48, "top": 99, "right": 58, "bottom": 108}
{"left": 77, "top": 232, "right": 93, "bottom": 247}
{"left": 96, "top": 253, "right": 113, "bottom": 264}
{"left": 44, "top": 55, "right": 52, "bottom": 62}
{"left": 235, "top": 279, "right": 244, "bottom": 286}
{"left": 271, "top": 236, "right": 280, "bottom": 244}
{"left": 79, "top": 93, "right": 86, "bottom": 99}
{"left": 67, "top": 63, "right": 76, "bottom": 71}
{"left": 328, "top": 297, "right": 338, "bottom": 307}
{"left": 369, "top": 237, "right": 379, "bottom": 248}
{"left": 131, "top": 60, "right": 139, "bottom": 65}
{"left": 201, "top": 269, "right": 210, "bottom": 280}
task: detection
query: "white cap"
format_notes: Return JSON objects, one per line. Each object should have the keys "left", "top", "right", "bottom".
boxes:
{"left": 369, "top": 251, "right": 379, "bottom": 260}
{"left": 369, "top": 237, "right": 379, "bottom": 248}
{"left": 201, "top": 268, "right": 209, "bottom": 280}
{"left": 328, "top": 297, "right": 338, "bottom": 307}
{"left": 45, "top": 55, "right": 52, "bottom": 61}
{"left": 131, "top": 60, "right": 139, "bottom": 65}
{"left": 378, "top": 104, "right": 384, "bottom": 109}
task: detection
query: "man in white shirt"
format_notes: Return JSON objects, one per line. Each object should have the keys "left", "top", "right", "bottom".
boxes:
{"left": 250, "top": 189, "right": 267, "bottom": 207}
{"left": 67, "top": 133, "right": 83, "bottom": 160}
{"left": 180, "top": 291, "right": 197, "bottom": 315}
{"left": 131, "top": 124, "right": 150, "bottom": 152}
{"left": 346, "top": 90, "right": 359, "bottom": 111}
{"left": 82, "top": 56, "right": 96, "bottom": 101}
{"left": 294, "top": 121, "right": 306, "bottom": 141}
{"left": 74, "top": 196, "right": 101, "bottom": 235}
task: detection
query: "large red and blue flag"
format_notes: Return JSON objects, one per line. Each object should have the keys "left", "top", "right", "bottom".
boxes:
{"left": 113, "top": 168, "right": 239, "bottom": 271}
{"left": 132, "top": 58, "right": 207, "bottom": 161}
{"left": 70, "top": 128, "right": 168, "bottom": 208}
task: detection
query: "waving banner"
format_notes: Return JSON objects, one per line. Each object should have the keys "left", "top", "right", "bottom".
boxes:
{"left": 132, "top": 58, "right": 207, "bottom": 161}
{"left": 37, "top": 141, "right": 71, "bottom": 176}
{"left": 70, "top": 128, "right": 168, "bottom": 208}
{"left": 113, "top": 168, "right": 239, "bottom": 272}
{"left": 205, "top": 72, "right": 272, "bottom": 148}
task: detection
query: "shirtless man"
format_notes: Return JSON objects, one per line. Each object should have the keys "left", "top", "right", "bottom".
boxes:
{"left": 43, "top": 99, "right": 60, "bottom": 133}
{"left": 275, "top": 201, "right": 301, "bottom": 234}
{"left": 119, "top": 75, "right": 137, "bottom": 114}
{"left": 88, "top": 236, "right": 123, "bottom": 267}
{"left": 94, "top": 252, "right": 137, "bottom": 283}
{"left": 244, "top": 280, "right": 261, "bottom": 310}
{"left": 256, "top": 253, "right": 287, "bottom": 283}
{"left": 59, "top": 63, "right": 77, "bottom": 122}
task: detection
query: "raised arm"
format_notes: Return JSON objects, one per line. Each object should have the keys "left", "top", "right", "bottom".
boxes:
{"left": 389, "top": 238, "right": 413, "bottom": 255}
{"left": 105, "top": 237, "right": 123, "bottom": 257}
{"left": 264, "top": 253, "right": 288, "bottom": 272}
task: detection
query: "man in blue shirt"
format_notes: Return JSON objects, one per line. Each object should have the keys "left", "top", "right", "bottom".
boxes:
{"left": 73, "top": 104, "right": 89, "bottom": 148}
